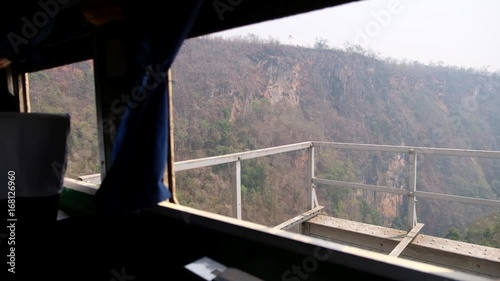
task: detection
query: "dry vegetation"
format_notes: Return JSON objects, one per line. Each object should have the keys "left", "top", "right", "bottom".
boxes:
{"left": 28, "top": 36, "right": 500, "bottom": 247}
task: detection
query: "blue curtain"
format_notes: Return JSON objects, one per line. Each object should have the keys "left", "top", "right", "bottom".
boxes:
{"left": 95, "top": 0, "right": 205, "bottom": 217}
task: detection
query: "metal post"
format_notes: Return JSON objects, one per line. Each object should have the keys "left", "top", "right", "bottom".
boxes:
{"left": 231, "top": 159, "right": 242, "bottom": 219}
{"left": 19, "top": 73, "right": 30, "bottom": 113}
{"left": 167, "top": 68, "right": 178, "bottom": 204}
{"left": 93, "top": 35, "right": 130, "bottom": 178}
{"left": 408, "top": 150, "right": 418, "bottom": 230}
{"left": 6, "top": 67, "right": 30, "bottom": 113}
{"left": 307, "top": 145, "right": 316, "bottom": 210}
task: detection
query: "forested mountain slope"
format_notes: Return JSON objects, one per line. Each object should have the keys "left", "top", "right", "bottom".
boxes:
{"left": 28, "top": 36, "right": 500, "bottom": 246}
{"left": 171, "top": 37, "right": 500, "bottom": 242}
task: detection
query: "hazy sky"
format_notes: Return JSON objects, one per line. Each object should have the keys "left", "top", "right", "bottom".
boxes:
{"left": 213, "top": 0, "right": 500, "bottom": 71}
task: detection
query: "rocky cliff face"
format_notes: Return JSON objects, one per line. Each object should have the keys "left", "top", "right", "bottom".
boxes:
{"left": 376, "top": 154, "right": 406, "bottom": 221}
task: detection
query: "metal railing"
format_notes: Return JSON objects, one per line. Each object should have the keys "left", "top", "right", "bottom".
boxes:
{"left": 174, "top": 141, "right": 500, "bottom": 230}
{"left": 175, "top": 142, "right": 313, "bottom": 219}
